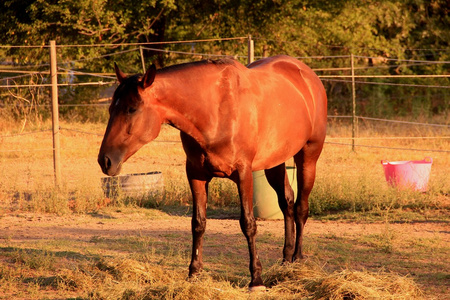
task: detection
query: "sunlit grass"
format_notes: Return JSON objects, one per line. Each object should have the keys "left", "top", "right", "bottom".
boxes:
{"left": 0, "top": 118, "right": 448, "bottom": 217}
{"left": 0, "top": 117, "right": 448, "bottom": 299}
{"left": 1, "top": 209, "right": 442, "bottom": 299}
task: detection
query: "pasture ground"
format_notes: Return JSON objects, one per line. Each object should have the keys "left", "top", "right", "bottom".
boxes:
{"left": 0, "top": 207, "right": 448, "bottom": 299}
{"left": 0, "top": 119, "right": 449, "bottom": 298}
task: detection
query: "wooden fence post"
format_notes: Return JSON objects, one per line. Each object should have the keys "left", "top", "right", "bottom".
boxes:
{"left": 50, "top": 40, "right": 61, "bottom": 187}
{"left": 139, "top": 46, "right": 146, "bottom": 73}
{"left": 262, "top": 44, "right": 268, "bottom": 58}
{"left": 247, "top": 35, "right": 254, "bottom": 64}
{"left": 351, "top": 54, "right": 357, "bottom": 151}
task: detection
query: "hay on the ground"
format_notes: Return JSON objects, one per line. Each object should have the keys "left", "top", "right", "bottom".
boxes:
{"left": 263, "top": 260, "right": 424, "bottom": 299}
{"left": 63, "top": 257, "right": 423, "bottom": 299}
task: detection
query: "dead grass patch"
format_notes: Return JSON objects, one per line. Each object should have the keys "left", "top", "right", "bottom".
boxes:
{"left": 46, "top": 257, "right": 424, "bottom": 299}
{"left": 263, "top": 260, "right": 424, "bottom": 299}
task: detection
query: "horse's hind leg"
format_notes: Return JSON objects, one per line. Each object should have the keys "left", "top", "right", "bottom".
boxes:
{"left": 293, "top": 142, "right": 323, "bottom": 260}
{"left": 264, "top": 163, "right": 295, "bottom": 262}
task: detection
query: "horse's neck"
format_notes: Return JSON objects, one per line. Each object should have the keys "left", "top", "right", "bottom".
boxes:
{"left": 153, "top": 76, "right": 209, "bottom": 147}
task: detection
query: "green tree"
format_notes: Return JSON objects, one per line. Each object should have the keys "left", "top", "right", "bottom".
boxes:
{"left": 1, "top": 0, "right": 448, "bottom": 119}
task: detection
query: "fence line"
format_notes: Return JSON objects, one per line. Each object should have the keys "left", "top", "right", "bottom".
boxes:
{"left": 141, "top": 46, "right": 246, "bottom": 59}
{"left": 0, "top": 115, "right": 447, "bottom": 138}
{"left": 5, "top": 37, "right": 450, "bottom": 54}
{"left": 1, "top": 63, "right": 446, "bottom": 76}
{"left": 327, "top": 115, "right": 449, "bottom": 128}
{"left": 314, "top": 61, "right": 450, "bottom": 72}
{"left": 2, "top": 121, "right": 448, "bottom": 146}
{"left": 1, "top": 44, "right": 448, "bottom": 85}
{"left": 1, "top": 39, "right": 449, "bottom": 179}
{"left": 0, "top": 37, "right": 248, "bottom": 49}
{"left": 60, "top": 127, "right": 102, "bottom": 136}
{"left": 354, "top": 55, "right": 450, "bottom": 64}
{"left": 356, "top": 116, "right": 449, "bottom": 127}
{"left": 57, "top": 67, "right": 116, "bottom": 80}
{"left": 0, "top": 82, "right": 115, "bottom": 88}
{"left": 321, "top": 74, "right": 450, "bottom": 78}
{"left": 0, "top": 135, "right": 450, "bottom": 153}
{"left": 2, "top": 77, "right": 448, "bottom": 89}
{"left": 66, "top": 48, "right": 141, "bottom": 65}
{"left": 2, "top": 43, "right": 449, "bottom": 70}
{"left": 0, "top": 129, "right": 52, "bottom": 137}
{"left": 3, "top": 69, "right": 447, "bottom": 79}
{"left": 327, "top": 136, "right": 450, "bottom": 140}
{"left": 321, "top": 78, "right": 450, "bottom": 89}
{"left": 0, "top": 148, "right": 55, "bottom": 153}
{"left": 0, "top": 103, "right": 109, "bottom": 108}
{"left": 253, "top": 37, "right": 450, "bottom": 54}
{"left": 325, "top": 141, "right": 450, "bottom": 153}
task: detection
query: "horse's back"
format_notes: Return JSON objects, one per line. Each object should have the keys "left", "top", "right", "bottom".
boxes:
{"left": 248, "top": 55, "right": 326, "bottom": 120}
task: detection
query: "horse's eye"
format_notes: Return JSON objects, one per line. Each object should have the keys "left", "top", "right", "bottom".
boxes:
{"left": 127, "top": 107, "right": 137, "bottom": 115}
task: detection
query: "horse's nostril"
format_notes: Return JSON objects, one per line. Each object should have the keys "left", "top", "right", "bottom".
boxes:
{"left": 105, "top": 155, "right": 112, "bottom": 169}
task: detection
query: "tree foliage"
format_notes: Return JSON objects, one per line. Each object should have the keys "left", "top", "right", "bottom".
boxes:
{"left": 2, "top": 0, "right": 448, "bottom": 62}
{"left": 0, "top": 0, "right": 448, "bottom": 119}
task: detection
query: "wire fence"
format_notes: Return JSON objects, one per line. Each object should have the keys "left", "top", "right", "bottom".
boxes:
{"left": 1, "top": 115, "right": 448, "bottom": 154}
{"left": 1, "top": 42, "right": 446, "bottom": 89}
{"left": 0, "top": 37, "right": 449, "bottom": 175}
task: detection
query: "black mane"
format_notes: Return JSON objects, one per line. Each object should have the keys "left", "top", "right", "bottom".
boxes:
{"left": 159, "top": 57, "right": 237, "bottom": 74}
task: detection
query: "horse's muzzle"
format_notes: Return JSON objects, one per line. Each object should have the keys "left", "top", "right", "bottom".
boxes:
{"left": 98, "top": 153, "right": 122, "bottom": 176}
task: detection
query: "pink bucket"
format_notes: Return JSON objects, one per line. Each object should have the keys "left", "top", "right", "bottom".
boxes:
{"left": 381, "top": 157, "right": 432, "bottom": 192}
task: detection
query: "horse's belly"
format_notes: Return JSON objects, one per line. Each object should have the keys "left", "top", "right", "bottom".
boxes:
{"left": 251, "top": 123, "right": 311, "bottom": 171}
{"left": 249, "top": 93, "right": 314, "bottom": 170}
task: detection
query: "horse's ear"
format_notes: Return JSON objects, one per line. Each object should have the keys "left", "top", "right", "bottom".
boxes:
{"left": 114, "top": 62, "right": 127, "bottom": 84}
{"left": 141, "top": 64, "right": 156, "bottom": 89}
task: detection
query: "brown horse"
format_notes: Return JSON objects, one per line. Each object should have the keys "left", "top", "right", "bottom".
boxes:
{"left": 98, "top": 55, "right": 327, "bottom": 290}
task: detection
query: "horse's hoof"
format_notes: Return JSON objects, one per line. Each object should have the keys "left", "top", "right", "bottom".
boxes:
{"left": 187, "top": 270, "right": 201, "bottom": 282}
{"left": 248, "top": 285, "right": 267, "bottom": 292}
{"left": 187, "top": 275, "right": 199, "bottom": 283}
{"left": 292, "top": 254, "right": 309, "bottom": 262}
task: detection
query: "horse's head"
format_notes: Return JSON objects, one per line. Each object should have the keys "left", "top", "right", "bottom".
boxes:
{"left": 98, "top": 64, "right": 161, "bottom": 176}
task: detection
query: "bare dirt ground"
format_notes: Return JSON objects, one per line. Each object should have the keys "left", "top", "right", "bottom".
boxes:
{"left": 1, "top": 210, "right": 447, "bottom": 246}
{"left": 1, "top": 210, "right": 449, "bottom": 299}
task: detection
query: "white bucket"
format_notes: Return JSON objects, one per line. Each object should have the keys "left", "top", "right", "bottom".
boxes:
{"left": 101, "top": 171, "right": 164, "bottom": 198}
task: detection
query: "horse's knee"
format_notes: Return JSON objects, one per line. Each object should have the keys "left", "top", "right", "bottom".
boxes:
{"left": 277, "top": 186, "right": 294, "bottom": 217}
{"left": 295, "top": 199, "right": 309, "bottom": 222}
{"left": 286, "top": 189, "right": 295, "bottom": 210}
{"left": 239, "top": 216, "right": 257, "bottom": 238}
{"left": 192, "top": 216, "right": 206, "bottom": 234}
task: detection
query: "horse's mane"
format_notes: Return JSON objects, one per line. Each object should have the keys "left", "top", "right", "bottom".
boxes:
{"left": 159, "top": 57, "right": 237, "bottom": 74}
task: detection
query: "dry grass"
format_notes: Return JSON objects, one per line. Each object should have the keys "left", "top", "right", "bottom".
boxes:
{"left": 262, "top": 261, "right": 423, "bottom": 299}
{"left": 0, "top": 117, "right": 448, "bottom": 299}
{"left": 94, "top": 259, "right": 423, "bottom": 299}
{"left": 0, "top": 254, "right": 424, "bottom": 300}
{"left": 0, "top": 118, "right": 448, "bottom": 216}
{"left": 1, "top": 206, "right": 447, "bottom": 299}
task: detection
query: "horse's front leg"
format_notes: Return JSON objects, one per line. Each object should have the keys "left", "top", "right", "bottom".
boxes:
{"left": 186, "top": 161, "right": 211, "bottom": 277}
{"left": 234, "top": 167, "right": 265, "bottom": 290}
